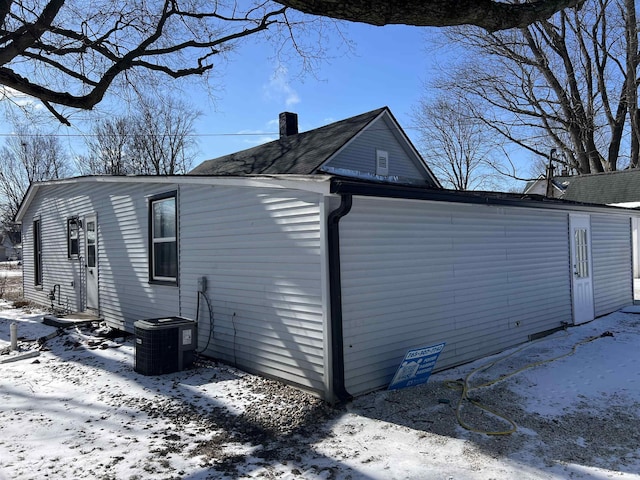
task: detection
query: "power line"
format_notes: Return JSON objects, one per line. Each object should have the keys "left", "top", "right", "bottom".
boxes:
{"left": 0, "top": 132, "right": 281, "bottom": 138}
{"left": 0, "top": 126, "right": 420, "bottom": 138}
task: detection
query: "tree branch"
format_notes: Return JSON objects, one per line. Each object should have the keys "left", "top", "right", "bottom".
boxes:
{"left": 0, "top": 0, "right": 65, "bottom": 64}
{"left": 0, "top": 2, "right": 293, "bottom": 113}
{"left": 273, "top": 0, "right": 585, "bottom": 31}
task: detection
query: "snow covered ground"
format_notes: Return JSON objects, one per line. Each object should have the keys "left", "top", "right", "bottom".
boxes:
{"left": 1, "top": 298, "right": 640, "bottom": 479}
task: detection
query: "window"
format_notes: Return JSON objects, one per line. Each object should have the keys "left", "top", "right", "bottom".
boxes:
{"left": 67, "top": 218, "right": 80, "bottom": 258}
{"left": 376, "top": 149, "right": 389, "bottom": 176}
{"left": 86, "top": 218, "right": 96, "bottom": 268}
{"left": 33, "top": 219, "right": 42, "bottom": 286}
{"left": 149, "top": 192, "right": 177, "bottom": 284}
{"left": 574, "top": 228, "right": 589, "bottom": 278}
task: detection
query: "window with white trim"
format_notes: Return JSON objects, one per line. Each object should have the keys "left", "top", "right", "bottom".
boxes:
{"left": 149, "top": 192, "right": 177, "bottom": 284}
{"left": 67, "top": 217, "right": 80, "bottom": 258}
{"left": 34, "top": 218, "right": 43, "bottom": 286}
{"left": 574, "top": 228, "right": 589, "bottom": 278}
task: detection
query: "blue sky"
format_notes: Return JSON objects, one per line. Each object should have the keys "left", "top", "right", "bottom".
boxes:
{"left": 1, "top": 18, "right": 525, "bottom": 189}
{"left": 190, "top": 22, "right": 440, "bottom": 162}
{"left": 1, "top": 21, "right": 441, "bottom": 164}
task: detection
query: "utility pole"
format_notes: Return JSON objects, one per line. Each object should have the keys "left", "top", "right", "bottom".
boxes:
{"left": 546, "top": 149, "right": 557, "bottom": 197}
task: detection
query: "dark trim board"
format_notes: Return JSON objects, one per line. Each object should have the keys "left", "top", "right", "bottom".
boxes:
{"left": 330, "top": 178, "right": 640, "bottom": 214}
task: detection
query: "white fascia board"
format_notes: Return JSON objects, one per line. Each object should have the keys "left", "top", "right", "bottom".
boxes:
{"left": 14, "top": 183, "right": 39, "bottom": 223}
{"left": 181, "top": 175, "right": 333, "bottom": 194}
{"left": 14, "top": 174, "right": 334, "bottom": 222}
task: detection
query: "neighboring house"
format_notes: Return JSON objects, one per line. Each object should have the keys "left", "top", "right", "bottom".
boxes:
{"left": 14, "top": 108, "right": 640, "bottom": 402}
{"left": 525, "top": 169, "right": 640, "bottom": 280}
{"left": 523, "top": 174, "right": 572, "bottom": 198}
{"left": 0, "top": 230, "right": 21, "bottom": 261}
{"left": 190, "top": 108, "right": 441, "bottom": 186}
{"left": 562, "top": 169, "right": 640, "bottom": 205}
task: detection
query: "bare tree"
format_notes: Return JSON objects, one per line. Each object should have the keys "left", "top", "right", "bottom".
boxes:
{"left": 439, "top": 0, "right": 638, "bottom": 175}
{"left": 79, "top": 95, "right": 199, "bottom": 175}
{"left": 78, "top": 117, "right": 135, "bottom": 176}
{"left": 0, "top": 1, "right": 326, "bottom": 124}
{"left": 413, "top": 96, "right": 501, "bottom": 190}
{"left": 0, "top": 1, "right": 586, "bottom": 121}
{"left": 273, "top": 0, "right": 584, "bottom": 31}
{"left": 129, "top": 96, "right": 200, "bottom": 175}
{"left": 0, "top": 126, "right": 69, "bottom": 225}
{"left": 624, "top": 0, "right": 640, "bottom": 167}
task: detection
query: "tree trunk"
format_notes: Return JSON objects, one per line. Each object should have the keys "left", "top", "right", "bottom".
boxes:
{"left": 626, "top": 0, "right": 640, "bottom": 168}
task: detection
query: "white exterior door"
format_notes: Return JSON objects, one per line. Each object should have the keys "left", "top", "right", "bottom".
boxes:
{"left": 633, "top": 217, "right": 639, "bottom": 279}
{"left": 85, "top": 214, "right": 99, "bottom": 311}
{"left": 570, "top": 214, "right": 594, "bottom": 325}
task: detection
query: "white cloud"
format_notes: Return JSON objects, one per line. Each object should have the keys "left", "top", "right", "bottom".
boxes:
{"left": 0, "top": 86, "right": 40, "bottom": 108}
{"left": 263, "top": 66, "right": 300, "bottom": 108}
{"left": 248, "top": 135, "right": 278, "bottom": 145}
{"left": 236, "top": 129, "right": 277, "bottom": 146}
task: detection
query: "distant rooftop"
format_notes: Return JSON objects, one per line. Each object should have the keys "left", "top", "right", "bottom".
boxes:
{"left": 189, "top": 108, "right": 387, "bottom": 176}
{"left": 562, "top": 169, "right": 640, "bottom": 205}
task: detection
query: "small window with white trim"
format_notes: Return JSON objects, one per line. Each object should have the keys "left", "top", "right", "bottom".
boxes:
{"left": 34, "top": 218, "right": 43, "bottom": 286}
{"left": 149, "top": 191, "right": 178, "bottom": 284}
{"left": 376, "top": 149, "right": 389, "bottom": 176}
{"left": 67, "top": 217, "right": 80, "bottom": 258}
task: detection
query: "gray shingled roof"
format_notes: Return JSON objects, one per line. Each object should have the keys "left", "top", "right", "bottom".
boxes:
{"left": 562, "top": 169, "right": 640, "bottom": 204}
{"left": 189, "top": 107, "right": 387, "bottom": 176}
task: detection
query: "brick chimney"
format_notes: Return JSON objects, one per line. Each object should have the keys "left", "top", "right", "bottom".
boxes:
{"left": 279, "top": 112, "right": 298, "bottom": 138}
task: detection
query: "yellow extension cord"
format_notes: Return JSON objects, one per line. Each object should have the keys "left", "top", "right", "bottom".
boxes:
{"left": 444, "top": 329, "right": 613, "bottom": 436}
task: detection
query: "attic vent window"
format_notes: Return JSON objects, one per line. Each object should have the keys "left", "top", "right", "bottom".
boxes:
{"left": 376, "top": 149, "right": 389, "bottom": 176}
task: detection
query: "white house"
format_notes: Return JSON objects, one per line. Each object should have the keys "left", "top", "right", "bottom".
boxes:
{"left": 15, "top": 108, "right": 640, "bottom": 401}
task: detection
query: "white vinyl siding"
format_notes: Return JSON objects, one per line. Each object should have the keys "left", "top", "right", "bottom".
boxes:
{"left": 591, "top": 214, "right": 633, "bottom": 316}
{"left": 23, "top": 196, "right": 84, "bottom": 310}
{"left": 19, "top": 176, "right": 637, "bottom": 401}
{"left": 322, "top": 116, "right": 434, "bottom": 185}
{"left": 98, "top": 185, "right": 181, "bottom": 330}
{"left": 20, "top": 179, "right": 327, "bottom": 395}
{"left": 21, "top": 182, "right": 181, "bottom": 330}
{"left": 177, "top": 185, "right": 326, "bottom": 393}
{"left": 339, "top": 197, "right": 573, "bottom": 396}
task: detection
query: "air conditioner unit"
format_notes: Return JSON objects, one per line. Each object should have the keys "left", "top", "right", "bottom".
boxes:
{"left": 134, "top": 317, "right": 197, "bottom": 375}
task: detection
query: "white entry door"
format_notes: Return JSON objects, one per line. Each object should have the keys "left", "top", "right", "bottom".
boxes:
{"left": 569, "top": 214, "right": 594, "bottom": 325}
{"left": 633, "top": 217, "right": 639, "bottom": 279}
{"left": 85, "top": 214, "right": 99, "bottom": 311}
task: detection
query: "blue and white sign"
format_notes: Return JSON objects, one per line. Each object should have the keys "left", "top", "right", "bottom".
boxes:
{"left": 388, "top": 342, "right": 446, "bottom": 390}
